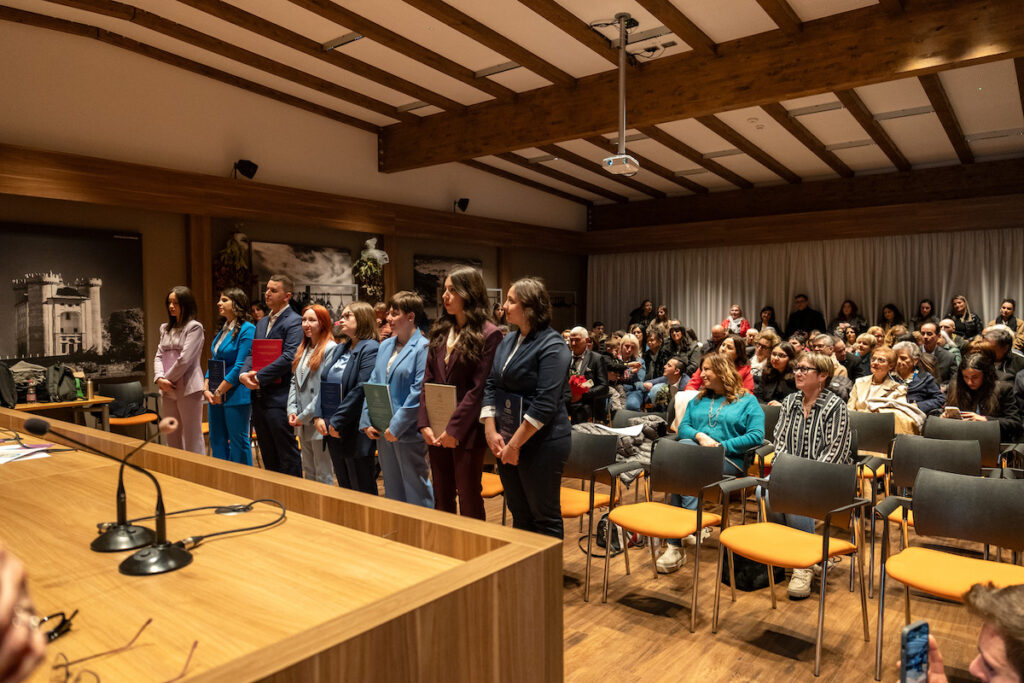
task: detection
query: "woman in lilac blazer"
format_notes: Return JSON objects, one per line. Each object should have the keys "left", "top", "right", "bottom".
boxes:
{"left": 154, "top": 286, "right": 205, "bottom": 454}
{"left": 417, "top": 267, "right": 501, "bottom": 520}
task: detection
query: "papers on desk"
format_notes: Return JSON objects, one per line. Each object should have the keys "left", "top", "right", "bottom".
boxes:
{"left": 592, "top": 423, "right": 644, "bottom": 438}
{"left": 423, "top": 383, "right": 457, "bottom": 435}
{"left": 0, "top": 444, "right": 52, "bottom": 465}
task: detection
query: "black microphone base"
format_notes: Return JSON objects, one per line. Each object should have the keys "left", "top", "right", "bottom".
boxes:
{"left": 91, "top": 524, "right": 156, "bottom": 552}
{"left": 119, "top": 543, "right": 193, "bottom": 576}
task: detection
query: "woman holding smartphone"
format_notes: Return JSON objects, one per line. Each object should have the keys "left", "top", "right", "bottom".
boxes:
{"left": 204, "top": 288, "right": 255, "bottom": 464}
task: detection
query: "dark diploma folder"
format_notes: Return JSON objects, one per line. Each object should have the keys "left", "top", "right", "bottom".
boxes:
{"left": 207, "top": 359, "right": 226, "bottom": 388}
{"left": 320, "top": 382, "right": 342, "bottom": 420}
{"left": 495, "top": 390, "right": 523, "bottom": 442}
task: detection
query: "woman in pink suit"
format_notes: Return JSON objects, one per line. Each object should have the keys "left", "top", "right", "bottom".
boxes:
{"left": 418, "top": 267, "right": 502, "bottom": 520}
{"left": 154, "top": 286, "right": 206, "bottom": 454}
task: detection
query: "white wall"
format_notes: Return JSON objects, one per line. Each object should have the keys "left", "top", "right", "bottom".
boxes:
{"left": 0, "top": 21, "right": 586, "bottom": 231}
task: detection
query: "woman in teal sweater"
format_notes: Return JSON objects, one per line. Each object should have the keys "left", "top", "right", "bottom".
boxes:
{"left": 657, "top": 352, "right": 764, "bottom": 573}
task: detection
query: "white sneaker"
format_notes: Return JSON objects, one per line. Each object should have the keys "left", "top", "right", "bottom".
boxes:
{"left": 787, "top": 568, "right": 813, "bottom": 599}
{"left": 683, "top": 527, "right": 713, "bottom": 546}
{"left": 812, "top": 558, "right": 839, "bottom": 576}
{"left": 656, "top": 545, "right": 686, "bottom": 574}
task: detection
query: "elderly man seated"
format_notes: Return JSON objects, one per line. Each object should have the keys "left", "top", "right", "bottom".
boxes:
{"left": 982, "top": 325, "right": 1024, "bottom": 381}
{"left": 919, "top": 322, "right": 957, "bottom": 387}
{"left": 565, "top": 326, "right": 609, "bottom": 423}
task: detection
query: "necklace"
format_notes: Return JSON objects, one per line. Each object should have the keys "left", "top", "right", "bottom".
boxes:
{"left": 707, "top": 395, "right": 726, "bottom": 428}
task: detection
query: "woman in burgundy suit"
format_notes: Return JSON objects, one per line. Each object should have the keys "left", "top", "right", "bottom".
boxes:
{"left": 418, "top": 266, "right": 502, "bottom": 519}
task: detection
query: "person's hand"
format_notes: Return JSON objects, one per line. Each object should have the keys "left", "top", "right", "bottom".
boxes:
{"left": 156, "top": 377, "right": 174, "bottom": 392}
{"left": 498, "top": 442, "right": 520, "bottom": 466}
{"left": 962, "top": 412, "right": 987, "bottom": 422}
{"left": 314, "top": 418, "right": 328, "bottom": 436}
{"left": 287, "top": 413, "right": 299, "bottom": 427}
{"left": 436, "top": 431, "right": 458, "bottom": 449}
{"left": 420, "top": 427, "right": 437, "bottom": 446}
{"left": 486, "top": 430, "right": 505, "bottom": 457}
{"left": 364, "top": 426, "right": 381, "bottom": 440}
{"left": 239, "top": 371, "right": 259, "bottom": 390}
{"left": 643, "top": 382, "right": 653, "bottom": 391}
{"left": 0, "top": 544, "right": 47, "bottom": 682}
{"left": 328, "top": 424, "right": 340, "bottom": 438}
{"left": 695, "top": 433, "right": 720, "bottom": 448}
{"left": 203, "top": 389, "right": 216, "bottom": 404}
{"left": 897, "top": 636, "right": 949, "bottom": 683}
{"left": 384, "top": 429, "right": 398, "bottom": 443}
{"left": 767, "top": 400, "right": 781, "bottom": 407}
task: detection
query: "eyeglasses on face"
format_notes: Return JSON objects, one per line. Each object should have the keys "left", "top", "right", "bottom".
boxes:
{"left": 793, "top": 366, "right": 817, "bottom": 374}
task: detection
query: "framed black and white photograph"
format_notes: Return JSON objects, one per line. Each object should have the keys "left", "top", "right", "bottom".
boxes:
{"left": 1, "top": 224, "right": 145, "bottom": 379}
{"left": 251, "top": 241, "right": 357, "bottom": 320}
{"left": 414, "top": 254, "right": 483, "bottom": 315}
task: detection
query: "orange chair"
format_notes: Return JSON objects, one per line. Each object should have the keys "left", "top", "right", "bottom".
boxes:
{"left": 98, "top": 382, "right": 159, "bottom": 438}
{"left": 480, "top": 451, "right": 506, "bottom": 525}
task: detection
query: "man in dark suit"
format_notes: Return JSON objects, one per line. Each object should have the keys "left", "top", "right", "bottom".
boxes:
{"left": 240, "top": 274, "right": 304, "bottom": 476}
{"left": 784, "top": 293, "right": 827, "bottom": 338}
{"left": 983, "top": 326, "right": 1024, "bottom": 381}
{"left": 565, "top": 326, "right": 608, "bottom": 423}
{"left": 920, "top": 322, "right": 956, "bottom": 387}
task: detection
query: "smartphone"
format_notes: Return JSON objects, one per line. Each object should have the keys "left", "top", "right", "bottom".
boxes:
{"left": 942, "top": 406, "right": 963, "bottom": 420}
{"left": 900, "top": 620, "right": 929, "bottom": 683}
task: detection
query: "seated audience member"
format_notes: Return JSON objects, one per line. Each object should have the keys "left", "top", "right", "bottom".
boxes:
{"left": 605, "top": 359, "right": 628, "bottom": 413}
{"left": 654, "top": 305, "right": 670, "bottom": 327}
{"left": 828, "top": 299, "right": 866, "bottom": 337}
{"left": 948, "top": 294, "right": 983, "bottom": 340}
{"left": 867, "top": 325, "right": 886, "bottom": 348}
{"left": 909, "top": 298, "right": 938, "bottom": 332}
{"left": 647, "top": 356, "right": 690, "bottom": 424}
{"left": 920, "top": 322, "right": 957, "bottom": 386}
{"left": 851, "top": 333, "right": 878, "bottom": 380}
{"left": 656, "top": 352, "right": 764, "bottom": 573}
{"left": 722, "top": 304, "right": 750, "bottom": 336}
{"left": 628, "top": 299, "right": 656, "bottom": 329}
{"left": 705, "top": 324, "right": 727, "bottom": 351}
{"left": 644, "top": 326, "right": 671, "bottom": 381}
{"left": 848, "top": 345, "right": 917, "bottom": 434}
{"left": 754, "top": 341, "right": 797, "bottom": 405}
{"left": 561, "top": 329, "right": 571, "bottom": 343}
{"left": 788, "top": 333, "right": 807, "bottom": 354}
{"left": 750, "top": 330, "right": 780, "bottom": 378}
{"left": 982, "top": 326, "right": 1024, "bottom": 381}
{"left": 757, "top": 305, "right": 779, "bottom": 333}
{"left": 939, "top": 318, "right": 968, "bottom": 359}
{"left": 373, "top": 301, "right": 392, "bottom": 340}
{"left": 687, "top": 334, "right": 754, "bottom": 391}
{"left": 565, "top": 326, "right": 609, "bottom": 423}
{"left": 591, "top": 320, "right": 606, "bottom": 341}
{"left": 809, "top": 334, "right": 848, "bottom": 378}
{"left": 944, "top": 342, "right": 1022, "bottom": 443}
{"left": 834, "top": 338, "right": 859, "bottom": 375}
{"left": 893, "top": 341, "right": 946, "bottom": 415}
{"left": 843, "top": 326, "right": 859, "bottom": 348}
{"left": 771, "top": 351, "right": 852, "bottom": 599}
{"left": 251, "top": 301, "right": 269, "bottom": 322}
{"left": 619, "top": 334, "right": 646, "bottom": 411}
{"left": 628, "top": 323, "right": 646, "bottom": 347}
{"left": 877, "top": 303, "right": 905, "bottom": 335}
{"left": 603, "top": 335, "right": 621, "bottom": 359}
{"left": 884, "top": 324, "right": 910, "bottom": 347}
{"left": 988, "top": 298, "right": 1024, "bottom": 352}
{"left": 784, "top": 293, "right": 827, "bottom": 338}
{"left": 744, "top": 328, "right": 759, "bottom": 358}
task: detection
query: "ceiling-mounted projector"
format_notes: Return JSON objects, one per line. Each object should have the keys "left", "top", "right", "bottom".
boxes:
{"left": 603, "top": 153, "right": 640, "bottom": 176}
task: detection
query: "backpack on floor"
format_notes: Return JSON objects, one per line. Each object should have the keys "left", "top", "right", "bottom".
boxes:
{"left": 721, "top": 552, "right": 786, "bottom": 592}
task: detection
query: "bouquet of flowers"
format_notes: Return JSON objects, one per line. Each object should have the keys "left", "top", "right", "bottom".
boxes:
{"left": 568, "top": 374, "right": 593, "bottom": 402}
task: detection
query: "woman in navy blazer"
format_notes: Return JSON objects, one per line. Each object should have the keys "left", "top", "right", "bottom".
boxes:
{"left": 418, "top": 267, "right": 502, "bottom": 520}
{"left": 321, "top": 302, "right": 380, "bottom": 494}
{"left": 482, "top": 278, "right": 571, "bottom": 539}
{"left": 204, "top": 288, "right": 256, "bottom": 465}
{"left": 360, "top": 292, "right": 433, "bottom": 508}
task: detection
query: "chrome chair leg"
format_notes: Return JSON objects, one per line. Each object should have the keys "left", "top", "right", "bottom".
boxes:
{"left": 649, "top": 535, "right": 659, "bottom": 579}
{"left": 583, "top": 509, "right": 595, "bottom": 602}
{"left": 601, "top": 510, "right": 613, "bottom": 603}
{"left": 875, "top": 562, "right": 888, "bottom": 681}
{"left": 814, "top": 558, "right": 829, "bottom": 677}
{"left": 690, "top": 532, "right": 702, "bottom": 633}
{"left": 766, "top": 560, "right": 777, "bottom": 610}
{"left": 712, "top": 541, "right": 725, "bottom": 633}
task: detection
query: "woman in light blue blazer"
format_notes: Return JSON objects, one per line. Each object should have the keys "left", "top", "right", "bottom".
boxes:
{"left": 204, "top": 288, "right": 256, "bottom": 465}
{"left": 360, "top": 291, "right": 432, "bottom": 508}
{"left": 287, "top": 304, "right": 336, "bottom": 485}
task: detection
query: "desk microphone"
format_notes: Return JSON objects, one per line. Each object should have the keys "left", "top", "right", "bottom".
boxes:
{"left": 23, "top": 417, "right": 194, "bottom": 576}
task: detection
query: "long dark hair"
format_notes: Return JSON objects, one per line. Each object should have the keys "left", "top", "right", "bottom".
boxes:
{"left": 759, "top": 305, "right": 778, "bottom": 331}
{"left": 428, "top": 266, "right": 492, "bottom": 364}
{"left": 723, "top": 333, "right": 749, "bottom": 367}
{"left": 762, "top": 342, "right": 796, "bottom": 384}
{"left": 946, "top": 343, "right": 999, "bottom": 415}
{"left": 219, "top": 288, "right": 251, "bottom": 340}
{"left": 166, "top": 285, "right": 197, "bottom": 329}
{"left": 834, "top": 299, "right": 859, "bottom": 322}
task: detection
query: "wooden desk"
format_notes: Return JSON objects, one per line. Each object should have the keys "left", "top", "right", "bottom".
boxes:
{"left": 14, "top": 395, "right": 113, "bottom": 430}
{"left": 0, "top": 409, "right": 562, "bottom": 682}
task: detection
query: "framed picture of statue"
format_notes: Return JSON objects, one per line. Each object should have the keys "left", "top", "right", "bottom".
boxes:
{"left": 0, "top": 224, "right": 145, "bottom": 379}
{"left": 250, "top": 241, "right": 357, "bottom": 321}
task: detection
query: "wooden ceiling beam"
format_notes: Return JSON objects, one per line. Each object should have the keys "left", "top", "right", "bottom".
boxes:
{"left": 695, "top": 115, "right": 801, "bottom": 183}
{"left": 583, "top": 136, "right": 709, "bottom": 195}
{"left": 495, "top": 153, "right": 628, "bottom": 203}
{"left": 0, "top": 6, "right": 380, "bottom": 133}
{"left": 283, "top": 0, "right": 513, "bottom": 102}
{"left": 1017, "top": 59, "right": 1024, "bottom": 117}
{"left": 636, "top": 126, "right": 753, "bottom": 189}
{"left": 918, "top": 73, "right": 974, "bottom": 164}
{"left": 537, "top": 144, "right": 667, "bottom": 199}
{"left": 400, "top": 0, "right": 574, "bottom": 87}
{"left": 516, "top": 0, "right": 621, "bottom": 66}
{"left": 753, "top": 0, "right": 802, "bottom": 33}
{"left": 460, "top": 160, "right": 591, "bottom": 205}
{"left": 41, "top": 0, "right": 414, "bottom": 122}
{"left": 380, "top": 0, "right": 1023, "bottom": 171}
{"left": 761, "top": 102, "right": 853, "bottom": 178}
{"left": 835, "top": 89, "right": 911, "bottom": 172}
{"left": 633, "top": 0, "right": 716, "bottom": 56}
{"left": 175, "top": 0, "right": 463, "bottom": 112}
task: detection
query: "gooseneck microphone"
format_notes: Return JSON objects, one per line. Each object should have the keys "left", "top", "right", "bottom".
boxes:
{"left": 24, "top": 417, "right": 194, "bottom": 576}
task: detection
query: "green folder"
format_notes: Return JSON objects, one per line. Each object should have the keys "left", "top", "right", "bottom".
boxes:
{"left": 363, "top": 382, "right": 394, "bottom": 431}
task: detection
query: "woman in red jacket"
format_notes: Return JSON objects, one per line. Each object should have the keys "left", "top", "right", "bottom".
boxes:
{"left": 418, "top": 266, "right": 502, "bottom": 520}
{"left": 686, "top": 334, "right": 754, "bottom": 391}
{"left": 721, "top": 304, "right": 750, "bottom": 337}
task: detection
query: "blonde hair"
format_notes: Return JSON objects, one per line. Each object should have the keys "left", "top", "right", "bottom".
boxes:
{"left": 697, "top": 352, "right": 746, "bottom": 403}
{"left": 619, "top": 334, "right": 641, "bottom": 361}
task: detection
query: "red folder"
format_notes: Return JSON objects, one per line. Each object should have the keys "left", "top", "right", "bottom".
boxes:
{"left": 252, "top": 338, "right": 283, "bottom": 372}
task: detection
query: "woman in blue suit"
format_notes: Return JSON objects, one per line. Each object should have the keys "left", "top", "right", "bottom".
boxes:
{"left": 482, "top": 278, "right": 571, "bottom": 539}
{"left": 204, "top": 288, "right": 256, "bottom": 465}
{"left": 320, "top": 302, "right": 380, "bottom": 494}
{"left": 360, "top": 291, "right": 433, "bottom": 508}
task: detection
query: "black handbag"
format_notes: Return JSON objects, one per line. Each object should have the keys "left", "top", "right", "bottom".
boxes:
{"left": 720, "top": 552, "right": 786, "bottom": 592}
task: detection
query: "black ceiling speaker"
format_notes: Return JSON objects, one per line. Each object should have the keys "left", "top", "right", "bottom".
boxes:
{"left": 453, "top": 197, "right": 470, "bottom": 213}
{"left": 233, "top": 159, "right": 259, "bottom": 179}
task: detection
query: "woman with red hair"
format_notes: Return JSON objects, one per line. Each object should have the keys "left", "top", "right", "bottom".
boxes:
{"left": 287, "top": 304, "right": 337, "bottom": 484}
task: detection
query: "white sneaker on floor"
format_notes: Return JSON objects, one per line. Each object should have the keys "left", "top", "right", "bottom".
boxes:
{"left": 787, "top": 568, "right": 813, "bottom": 599}
{"left": 812, "top": 558, "right": 839, "bottom": 576}
{"left": 683, "top": 527, "right": 713, "bottom": 546}
{"left": 656, "top": 545, "right": 686, "bottom": 574}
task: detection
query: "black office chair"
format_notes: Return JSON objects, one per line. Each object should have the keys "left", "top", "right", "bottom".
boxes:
{"left": 923, "top": 415, "right": 1001, "bottom": 467}
{"left": 96, "top": 381, "right": 159, "bottom": 437}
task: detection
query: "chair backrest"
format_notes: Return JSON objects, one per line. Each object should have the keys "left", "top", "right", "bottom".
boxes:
{"left": 889, "top": 434, "right": 981, "bottom": 491}
{"left": 649, "top": 439, "right": 725, "bottom": 498}
{"left": 912, "top": 468, "right": 1024, "bottom": 551}
{"left": 759, "top": 402, "right": 781, "bottom": 440}
{"left": 848, "top": 410, "right": 895, "bottom": 456}
{"left": 97, "top": 381, "right": 146, "bottom": 415}
{"left": 768, "top": 453, "right": 857, "bottom": 520}
{"left": 564, "top": 431, "right": 620, "bottom": 482}
{"left": 923, "top": 416, "right": 1001, "bottom": 467}
{"left": 611, "top": 409, "right": 646, "bottom": 429}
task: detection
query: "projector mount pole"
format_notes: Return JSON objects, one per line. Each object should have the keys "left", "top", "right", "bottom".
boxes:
{"left": 615, "top": 12, "right": 629, "bottom": 156}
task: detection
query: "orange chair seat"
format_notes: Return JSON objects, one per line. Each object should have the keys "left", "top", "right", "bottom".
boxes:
{"left": 201, "top": 422, "right": 209, "bottom": 435}
{"left": 560, "top": 486, "right": 618, "bottom": 518}
{"left": 609, "top": 501, "right": 720, "bottom": 540}
{"left": 857, "top": 463, "right": 886, "bottom": 479}
{"left": 480, "top": 472, "right": 504, "bottom": 498}
{"left": 748, "top": 451, "right": 775, "bottom": 476}
{"left": 109, "top": 413, "right": 158, "bottom": 426}
{"left": 720, "top": 522, "right": 856, "bottom": 569}
{"left": 887, "top": 506, "right": 914, "bottom": 526}
{"left": 886, "top": 547, "right": 1024, "bottom": 602}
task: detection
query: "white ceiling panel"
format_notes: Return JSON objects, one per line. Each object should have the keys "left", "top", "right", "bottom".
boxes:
{"left": 555, "top": 139, "right": 683, "bottom": 195}
{"left": 474, "top": 156, "right": 603, "bottom": 202}
{"left": 411, "top": 105, "right": 443, "bottom": 117}
{"left": 939, "top": 60, "right": 1024, "bottom": 135}
{"left": 713, "top": 155, "right": 783, "bottom": 184}
{"left": 795, "top": 108, "right": 868, "bottom": 146}
{"left": 714, "top": 107, "right": 837, "bottom": 178}
{"left": 854, "top": 77, "right": 929, "bottom": 114}
{"left": 487, "top": 67, "right": 553, "bottom": 92}
{"left": 217, "top": 0, "right": 359, "bottom": 43}
{"left": 785, "top": 0, "right": 876, "bottom": 22}
{"left": 623, "top": 138, "right": 704, "bottom": 172}
{"left": 831, "top": 145, "right": 896, "bottom": 173}
{"left": 670, "top": 0, "right": 779, "bottom": 42}
{"left": 969, "top": 134, "right": 1024, "bottom": 160}
{"left": 655, "top": 119, "right": 733, "bottom": 154}
{"left": 879, "top": 114, "right": 958, "bottom": 166}
{"left": 541, "top": 158, "right": 650, "bottom": 200}
{"left": 781, "top": 93, "right": 842, "bottom": 109}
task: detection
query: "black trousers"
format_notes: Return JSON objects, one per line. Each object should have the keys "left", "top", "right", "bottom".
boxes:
{"left": 497, "top": 434, "right": 571, "bottom": 539}
{"left": 325, "top": 435, "right": 378, "bottom": 495}
{"left": 251, "top": 397, "right": 302, "bottom": 477}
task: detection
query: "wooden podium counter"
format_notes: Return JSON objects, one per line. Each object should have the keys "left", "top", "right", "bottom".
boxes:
{"left": 0, "top": 408, "right": 562, "bottom": 682}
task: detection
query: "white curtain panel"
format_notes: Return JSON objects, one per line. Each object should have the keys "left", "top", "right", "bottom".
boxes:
{"left": 587, "top": 227, "right": 1024, "bottom": 337}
